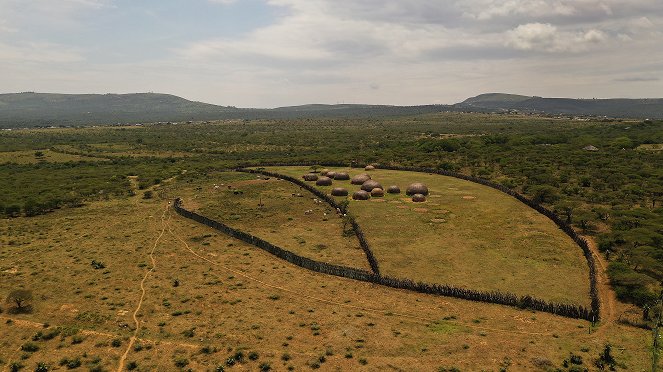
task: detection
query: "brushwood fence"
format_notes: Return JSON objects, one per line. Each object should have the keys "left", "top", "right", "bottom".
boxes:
{"left": 174, "top": 167, "right": 595, "bottom": 321}
{"left": 232, "top": 162, "right": 599, "bottom": 321}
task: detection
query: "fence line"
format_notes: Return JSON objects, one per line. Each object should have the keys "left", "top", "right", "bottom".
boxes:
{"left": 173, "top": 197, "right": 593, "bottom": 321}
{"left": 230, "top": 161, "right": 599, "bottom": 321}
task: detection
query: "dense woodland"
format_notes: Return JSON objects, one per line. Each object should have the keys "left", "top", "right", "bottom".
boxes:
{"left": 1, "top": 113, "right": 662, "bottom": 311}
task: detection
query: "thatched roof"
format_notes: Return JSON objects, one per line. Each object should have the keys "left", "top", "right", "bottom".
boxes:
{"left": 406, "top": 182, "right": 429, "bottom": 196}
{"left": 331, "top": 187, "right": 348, "bottom": 196}
{"left": 412, "top": 193, "right": 426, "bottom": 202}
{"left": 334, "top": 172, "right": 350, "bottom": 180}
{"left": 352, "top": 190, "right": 370, "bottom": 200}
{"left": 326, "top": 171, "right": 337, "bottom": 179}
{"left": 371, "top": 188, "right": 384, "bottom": 197}
{"left": 351, "top": 174, "right": 371, "bottom": 185}
{"left": 583, "top": 145, "right": 599, "bottom": 151}
{"left": 387, "top": 185, "right": 401, "bottom": 194}
{"left": 360, "top": 179, "right": 383, "bottom": 192}
{"left": 365, "top": 165, "right": 375, "bottom": 171}
{"left": 320, "top": 169, "right": 330, "bottom": 176}
{"left": 302, "top": 173, "right": 319, "bottom": 181}
{"left": 316, "top": 176, "right": 333, "bottom": 186}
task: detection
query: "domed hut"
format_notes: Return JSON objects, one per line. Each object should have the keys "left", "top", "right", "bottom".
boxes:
{"left": 412, "top": 193, "right": 426, "bottom": 203}
{"left": 387, "top": 185, "right": 401, "bottom": 194}
{"left": 326, "top": 171, "right": 337, "bottom": 179}
{"left": 320, "top": 169, "right": 330, "bottom": 176}
{"left": 351, "top": 174, "right": 371, "bottom": 185}
{"left": 334, "top": 172, "right": 350, "bottom": 180}
{"left": 371, "top": 188, "right": 384, "bottom": 197}
{"left": 365, "top": 165, "right": 375, "bottom": 171}
{"left": 316, "top": 177, "right": 333, "bottom": 186}
{"left": 331, "top": 187, "right": 348, "bottom": 196}
{"left": 352, "top": 190, "right": 370, "bottom": 200}
{"left": 302, "top": 173, "right": 318, "bottom": 182}
{"left": 361, "top": 180, "right": 383, "bottom": 192}
{"left": 406, "top": 183, "right": 429, "bottom": 196}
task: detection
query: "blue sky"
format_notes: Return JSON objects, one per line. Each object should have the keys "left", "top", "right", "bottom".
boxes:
{"left": 1, "top": 0, "right": 662, "bottom": 107}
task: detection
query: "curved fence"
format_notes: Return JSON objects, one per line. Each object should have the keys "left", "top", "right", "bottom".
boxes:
{"left": 231, "top": 162, "right": 599, "bottom": 321}
{"left": 174, "top": 167, "right": 595, "bottom": 321}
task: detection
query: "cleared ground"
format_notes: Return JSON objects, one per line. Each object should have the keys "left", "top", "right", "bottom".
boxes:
{"left": 0, "top": 149, "right": 102, "bottom": 164}
{"left": 268, "top": 166, "right": 591, "bottom": 307}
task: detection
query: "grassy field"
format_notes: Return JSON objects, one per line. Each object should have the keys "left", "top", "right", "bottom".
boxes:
{"left": 176, "top": 171, "right": 371, "bottom": 271}
{"left": 268, "top": 166, "right": 591, "bottom": 307}
{"left": 0, "top": 185, "right": 655, "bottom": 371}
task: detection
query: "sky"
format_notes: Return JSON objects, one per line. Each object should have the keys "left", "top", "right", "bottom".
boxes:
{"left": 1, "top": 0, "right": 662, "bottom": 107}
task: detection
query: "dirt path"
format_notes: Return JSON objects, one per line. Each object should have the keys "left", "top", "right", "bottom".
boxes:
{"left": 584, "top": 236, "right": 617, "bottom": 329}
{"left": 116, "top": 204, "right": 169, "bottom": 372}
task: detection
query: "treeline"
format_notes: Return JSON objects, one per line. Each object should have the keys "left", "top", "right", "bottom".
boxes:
{"left": 173, "top": 198, "right": 594, "bottom": 321}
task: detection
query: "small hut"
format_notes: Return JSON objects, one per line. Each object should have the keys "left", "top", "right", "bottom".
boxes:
{"left": 331, "top": 187, "right": 348, "bottom": 196}
{"left": 302, "top": 174, "right": 319, "bottom": 182}
{"left": 316, "top": 177, "right": 333, "bottom": 186}
{"left": 326, "top": 171, "right": 337, "bottom": 179}
{"left": 387, "top": 185, "right": 401, "bottom": 194}
{"left": 365, "top": 165, "right": 375, "bottom": 171}
{"left": 371, "top": 188, "right": 384, "bottom": 197}
{"left": 583, "top": 145, "right": 599, "bottom": 152}
{"left": 351, "top": 174, "right": 371, "bottom": 185}
{"left": 320, "top": 169, "right": 330, "bottom": 176}
{"left": 352, "top": 190, "right": 370, "bottom": 200}
{"left": 412, "top": 193, "right": 426, "bottom": 203}
{"left": 361, "top": 180, "right": 383, "bottom": 192}
{"left": 334, "top": 172, "right": 350, "bottom": 180}
{"left": 406, "top": 182, "right": 429, "bottom": 196}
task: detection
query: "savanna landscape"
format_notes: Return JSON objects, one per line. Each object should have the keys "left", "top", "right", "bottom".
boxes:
{"left": 2, "top": 111, "right": 662, "bottom": 371}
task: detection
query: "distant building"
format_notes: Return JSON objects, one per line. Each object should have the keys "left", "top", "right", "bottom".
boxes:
{"left": 583, "top": 145, "right": 599, "bottom": 151}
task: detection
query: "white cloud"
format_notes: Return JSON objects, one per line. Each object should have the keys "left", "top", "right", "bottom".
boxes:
{"left": 506, "top": 23, "right": 608, "bottom": 52}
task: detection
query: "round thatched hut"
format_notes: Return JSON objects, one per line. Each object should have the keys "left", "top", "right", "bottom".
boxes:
{"left": 326, "top": 171, "right": 337, "bottom": 179}
{"left": 331, "top": 187, "right": 348, "bottom": 196}
{"left": 387, "top": 185, "right": 401, "bottom": 194}
{"left": 360, "top": 180, "right": 383, "bottom": 192}
{"left": 352, "top": 190, "right": 370, "bottom": 200}
{"left": 316, "top": 177, "right": 333, "bottom": 186}
{"left": 406, "top": 183, "right": 429, "bottom": 196}
{"left": 334, "top": 172, "right": 350, "bottom": 180}
{"left": 302, "top": 173, "right": 319, "bottom": 182}
{"left": 351, "top": 174, "right": 371, "bottom": 185}
{"left": 365, "top": 165, "right": 375, "bottom": 171}
{"left": 320, "top": 169, "right": 330, "bottom": 176}
{"left": 371, "top": 188, "right": 384, "bottom": 197}
{"left": 412, "top": 193, "right": 426, "bottom": 202}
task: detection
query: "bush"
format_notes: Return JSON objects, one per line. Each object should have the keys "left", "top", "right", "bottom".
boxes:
{"left": 259, "top": 362, "right": 271, "bottom": 371}
{"left": 34, "top": 362, "right": 49, "bottom": 372}
{"left": 174, "top": 358, "right": 189, "bottom": 368}
{"left": 248, "top": 351, "right": 259, "bottom": 361}
{"left": 126, "top": 362, "right": 138, "bottom": 371}
{"left": 110, "top": 339, "right": 122, "bottom": 347}
{"left": 20, "top": 343, "right": 39, "bottom": 352}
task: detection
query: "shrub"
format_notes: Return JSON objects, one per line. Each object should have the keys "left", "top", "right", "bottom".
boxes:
{"left": 174, "top": 358, "right": 189, "bottom": 368}
{"left": 34, "top": 362, "right": 49, "bottom": 372}
{"left": 126, "top": 362, "right": 138, "bottom": 370}
{"left": 6, "top": 290, "right": 33, "bottom": 313}
{"left": 259, "top": 362, "right": 271, "bottom": 371}
{"left": 248, "top": 351, "right": 259, "bottom": 361}
{"left": 20, "top": 343, "right": 39, "bottom": 352}
{"left": 110, "top": 339, "right": 122, "bottom": 347}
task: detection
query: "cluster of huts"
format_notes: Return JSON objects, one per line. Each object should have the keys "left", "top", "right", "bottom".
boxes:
{"left": 302, "top": 166, "right": 429, "bottom": 202}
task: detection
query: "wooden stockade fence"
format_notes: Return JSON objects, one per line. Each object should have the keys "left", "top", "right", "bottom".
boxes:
{"left": 173, "top": 164, "right": 596, "bottom": 321}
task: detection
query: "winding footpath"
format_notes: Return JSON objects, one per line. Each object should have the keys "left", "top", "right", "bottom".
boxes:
{"left": 116, "top": 204, "right": 168, "bottom": 372}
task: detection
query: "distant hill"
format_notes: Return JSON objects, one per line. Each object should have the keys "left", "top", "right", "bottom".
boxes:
{"left": 0, "top": 93, "right": 451, "bottom": 128}
{"left": 456, "top": 93, "right": 663, "bottom": 119}
{"left": 1, "top": 92, "right": 661, "bottom": 128}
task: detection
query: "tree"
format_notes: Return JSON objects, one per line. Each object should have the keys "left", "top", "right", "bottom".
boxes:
{"left": 6, "top": 289, "right": 33, "bottom": 313}
{"left": 530, "top": 185, "right": 560, "bottom": 204}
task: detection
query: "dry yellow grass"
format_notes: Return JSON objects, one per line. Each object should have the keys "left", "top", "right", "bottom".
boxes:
{"left": 0, "top": 149, "right": 102, "bottom": 164}
{"left": 0, "top": 177, "right": 656, "bottom": 371}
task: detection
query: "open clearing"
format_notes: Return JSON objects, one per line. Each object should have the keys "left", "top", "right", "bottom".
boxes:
{"left": 267, "top": 166, "right": 591, "bottom": 307}
{"left": 0, "top": 185, "right": 654, "bottom": 370}
{"left": 0, "top": 149, "right": 102, "bottom": 164}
